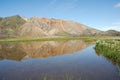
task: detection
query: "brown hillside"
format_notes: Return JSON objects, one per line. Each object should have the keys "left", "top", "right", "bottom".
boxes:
{"left": 18, "top": 17, "right": 100, "bottom": 38}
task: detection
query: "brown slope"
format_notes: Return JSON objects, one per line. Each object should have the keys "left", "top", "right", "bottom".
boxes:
{"left": 33, "top": 17, "right": 101, "bottom": 36}
{"left": 18, "top": 22, "right": 47, "bottom": 38}
{"left": 18, "top": 17, "right": 100, "bottom": 38}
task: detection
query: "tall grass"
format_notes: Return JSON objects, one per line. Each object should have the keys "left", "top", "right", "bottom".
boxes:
{"left": 95, "top": 39, "right": 120, "bottom": 76}
{"left": 95, "top": 39, "right": 120, "bottom": 63}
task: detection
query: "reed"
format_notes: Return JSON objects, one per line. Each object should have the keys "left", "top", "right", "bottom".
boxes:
{"left": 95, "top": 39, "right": 120, "bottom": 63}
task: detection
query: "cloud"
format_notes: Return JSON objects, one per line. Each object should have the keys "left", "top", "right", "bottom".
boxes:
{"left": 112, "top": 22, "right": 120, "bottom": 26}
{"left": 115, "top": 2, "right": 120, "bottom": 8}
{"left": 106, "top": 26, "right": 120, "bottom": 31}
{"left": 101, "top": 23, "right": 120, "bottom": 31}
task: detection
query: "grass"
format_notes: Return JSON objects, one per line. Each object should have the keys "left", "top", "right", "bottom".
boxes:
{"left": 24, "top": 73, "right": 79, "bottom": 80}
{"left": 95, "top": 39, "right": 120, "bottom": 76}
{"left": 95, "top": 39, "right": 120, "bottom": 63}
{"left": 0, "top": 36, "right": 119, "bottom": 42}
{"left": 0, "top": 37, "right": 97, "bottom": 42}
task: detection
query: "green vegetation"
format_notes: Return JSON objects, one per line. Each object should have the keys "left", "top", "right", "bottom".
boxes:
{"left": 99, "top": 30, "right": 120, "bottom": 36}
{"left": 82, "top": 37, "right": 96, "bottom": 42}
{"left": 0, "top": 37, "right": 97, "bottom": 42}
{"left": 0, "top": 15, "right": 25, "bottom": 29}
{"left": 0, "top": 36, "right": 120, "bottom": 42}
{"left": 0, "top": 15, "right": 26, "bottom": 38}
{"left": 55, "top": 32, "right": 71, "bottom": 36}
{"left": 95, "top": 39, "right": 120, "bottom": 63}
{"left": 95, "top": 39, "right": 120, "bottom": 75}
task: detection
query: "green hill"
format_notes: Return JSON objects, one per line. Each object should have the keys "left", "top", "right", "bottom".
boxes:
{"left": 0, "top": 15, "right": 26, "bottom": 38}
{"left": 99, "top": 30, "right": 120, "bottom": 36}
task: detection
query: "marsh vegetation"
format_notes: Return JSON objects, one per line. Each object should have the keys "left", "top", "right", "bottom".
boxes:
{"left": 95, "top": 39, "right": 120, "bottom": 63}
{"left": 95, "top": 39, "right": 120, "bottom": 76}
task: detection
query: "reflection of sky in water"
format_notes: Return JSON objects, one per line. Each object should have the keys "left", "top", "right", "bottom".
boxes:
{"left": 0, "top": 41, "right": 119, "bottom": 80}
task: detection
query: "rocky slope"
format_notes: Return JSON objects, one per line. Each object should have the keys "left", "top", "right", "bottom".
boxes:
{"left": 19, "top": 17, "right": 101, "bottom": 38}
{"left": 0, "top": 15, "right": 119, "bottom": 38}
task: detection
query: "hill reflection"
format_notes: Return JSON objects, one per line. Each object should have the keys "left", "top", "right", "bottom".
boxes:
{"left": 0, "top": 40, "right": 92, "bottom": 61}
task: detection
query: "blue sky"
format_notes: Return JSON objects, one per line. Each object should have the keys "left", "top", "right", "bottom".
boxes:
{"left": 0, "top": 0, "right": 120, "bottom": 31}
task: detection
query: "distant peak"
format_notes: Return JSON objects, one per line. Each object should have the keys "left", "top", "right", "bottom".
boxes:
{"left": 106, "top": 29, "right": 120, "bottom": 32}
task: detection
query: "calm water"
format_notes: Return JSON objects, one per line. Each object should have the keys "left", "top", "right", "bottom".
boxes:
{"left": 0, "top": 40, "right": 119, "bottom": 80}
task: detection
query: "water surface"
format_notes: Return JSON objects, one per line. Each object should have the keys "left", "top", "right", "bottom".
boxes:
{"left": 0, "top": 40, "right": 119, "bottom": 80}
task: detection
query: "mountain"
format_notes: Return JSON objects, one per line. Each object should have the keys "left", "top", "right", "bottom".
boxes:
{"left": 0, "top": 15, "right": 119, "bottom": 38}
{"left": 98, "top": 30, "right": 120, "bottom": 36}
{"left": 0, "top": 15, "right": 26, "bottom": 38}
{"left": 18, "top": 17, "right": 100, "bottom": 38}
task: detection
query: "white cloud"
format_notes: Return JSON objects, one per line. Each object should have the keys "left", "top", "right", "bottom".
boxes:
{"left": 115, "top": 2, "right": 120, "bottom": 8}
{"left": 106, "top": 26, "right": 120, "bottom": 31}
{"left": 101, "top": 23, "right": 120, "bottom": 31}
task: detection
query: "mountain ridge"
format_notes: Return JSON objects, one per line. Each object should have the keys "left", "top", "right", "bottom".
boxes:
{"left": 0, "top": 15, "right": 119, "bottom": 38}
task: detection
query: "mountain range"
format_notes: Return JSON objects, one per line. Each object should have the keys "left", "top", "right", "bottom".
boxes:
{"left": 0, "top": 15, "right": 120, "bottom": 38}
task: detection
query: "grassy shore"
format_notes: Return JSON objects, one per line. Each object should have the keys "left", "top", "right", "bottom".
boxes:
{"left": 0, "top": 37, "right": 97, "bottom": 42}
{"left": 95, "top": 39, "right": 120, "bottom": 63}
{"left": 0, "top": 36, "right": 119, "bottom": 42}
{"left": 95, "top": 39, "right": 120, "bottom": 75}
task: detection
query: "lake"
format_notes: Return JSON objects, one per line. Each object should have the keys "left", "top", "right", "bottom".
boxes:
{"left": 0, "top": 40, "right": 119, "bottom": 80}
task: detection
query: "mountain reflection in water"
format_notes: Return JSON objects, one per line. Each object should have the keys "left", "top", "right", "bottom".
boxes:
{"left": 0, "top": 40, "right": 92, "bottom": 61}
{"left": 0, "top": 40, "right": 119, "bottom": 80}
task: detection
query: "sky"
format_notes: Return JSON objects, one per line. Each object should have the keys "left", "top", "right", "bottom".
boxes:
{"left": 0, "top": 0, "right": 120, "bottom": 31}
